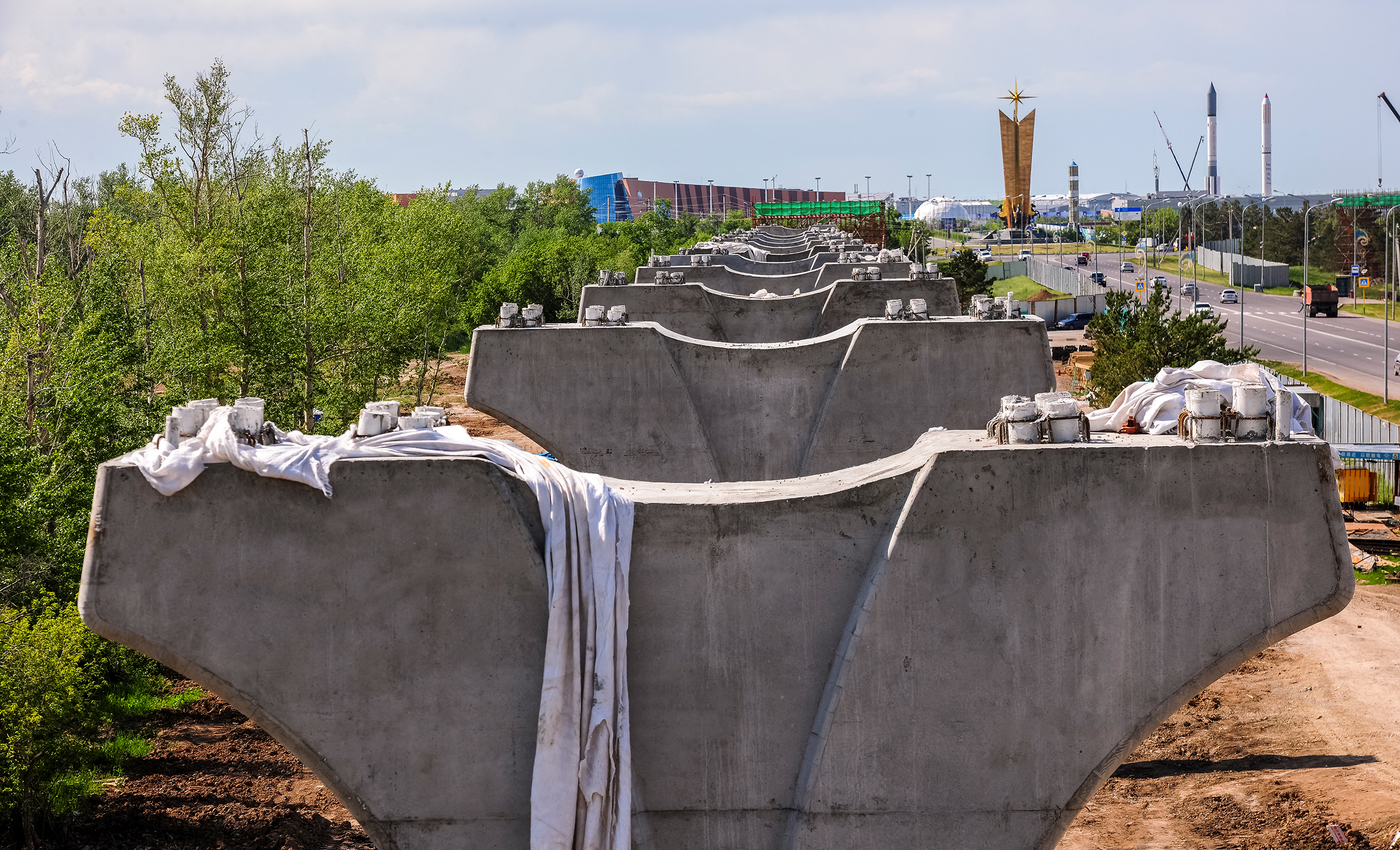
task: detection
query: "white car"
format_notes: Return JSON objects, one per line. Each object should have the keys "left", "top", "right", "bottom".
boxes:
{"left": 1193, "top": 303, "right": 1214, "bottom": 317}
{"left": 1018, "top": 248, "right": 1032, "bottom": 258}
{"left": 1151, "top": 276, "right": 1168, "bottom": 287}
{"left": 1220, "top": 289, "right": 1239, "bottom": 304}
{"left": 1120, "top": 262, "right": 1134, "bottom": 272}
{"left": 976, "top": 250, "right": 994, "bottom": 261}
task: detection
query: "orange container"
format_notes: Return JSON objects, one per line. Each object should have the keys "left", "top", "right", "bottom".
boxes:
{"left": 1337, "top": 468, "right": 1377, "bottom": 504}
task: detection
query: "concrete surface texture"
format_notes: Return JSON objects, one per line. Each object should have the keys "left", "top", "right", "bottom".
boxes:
{"left": 633, "top": 261, "right": 915, "bottom": 295}
{"left": 578, "top": 278, "right": 960, "bottom": 343}
{"left": 658, "top": 252, "right": 849, "bottom": 276}
{"left": 79, "top": 431, "right": 1353, "bottom": 850}
{"left": 464, "top": 318, "right": 1055, "bottom": 482}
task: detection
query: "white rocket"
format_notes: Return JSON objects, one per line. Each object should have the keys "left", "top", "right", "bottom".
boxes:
{"left": 1261, "top": 94, "right": 1272, "bottom": 197}
{"left": 1206, "top": 83, "right": 1219, "bottom": 195}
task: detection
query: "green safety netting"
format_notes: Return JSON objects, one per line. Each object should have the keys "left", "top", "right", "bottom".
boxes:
{"left": 753, "top": 201, "right": 884, "bottom": 217}
{"left": 1335, "top": 194, "right": 1400, "bottom": 207}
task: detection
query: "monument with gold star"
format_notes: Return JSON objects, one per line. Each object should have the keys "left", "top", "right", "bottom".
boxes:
{"left": 998, "top": 82, "right": 1037, "bottom": 231}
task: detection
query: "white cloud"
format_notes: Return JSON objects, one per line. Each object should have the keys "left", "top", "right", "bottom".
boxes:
{"left": 0, "top": 0, "right": 1396, "bottom": 195}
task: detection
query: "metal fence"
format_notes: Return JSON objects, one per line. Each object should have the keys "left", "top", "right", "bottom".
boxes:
{"left": 1024, "top": 257, "right": 1091, "bottom": 296}
{"left": 1262, "top": 366, "right": 1400, "bottom": 444}
{"left": 1259, "top": 365, "right": 1399, "bottom": 504}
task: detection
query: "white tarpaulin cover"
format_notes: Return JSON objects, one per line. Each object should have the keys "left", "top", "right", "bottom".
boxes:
{"left": 1087, "top": 360, "right": 1314, "bottom": 437}
{"left": 121, "top": 407, "right": 633, "bottom": 850}
{"left": 691, "top": 241, "right": 770, "bottom": 261}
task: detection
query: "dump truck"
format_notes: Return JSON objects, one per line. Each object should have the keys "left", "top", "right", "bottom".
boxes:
{"left": 1304, "top": 284, "right": 1339, "bottom": 318}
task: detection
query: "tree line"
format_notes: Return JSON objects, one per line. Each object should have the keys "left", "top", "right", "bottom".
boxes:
{"left": 0, "top": 59, "right": 746, "bottom": 845}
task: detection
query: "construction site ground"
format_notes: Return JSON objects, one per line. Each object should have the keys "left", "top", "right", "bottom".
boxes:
{"left": 49, "top": 353, "right": 1400, "bottom": 849}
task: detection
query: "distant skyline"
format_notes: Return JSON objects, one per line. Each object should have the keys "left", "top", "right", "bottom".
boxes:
{"left": 2, "top": 0, "right": 1398, "bottom": 200}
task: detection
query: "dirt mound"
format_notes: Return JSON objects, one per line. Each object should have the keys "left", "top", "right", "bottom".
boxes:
{"left": 1027, "top": 288, "right": 1062, "bottom": 301}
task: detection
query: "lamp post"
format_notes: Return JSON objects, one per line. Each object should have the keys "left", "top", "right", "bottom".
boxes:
{"left": 1184, "top": 196, "right": 1212, "bottom": 314}
{"left": 1384, "top": 204, "right": 1400, "bottom": 400}
{"left": 1301, "top": 198, "right": 1338, "bottom": 376}
{"left": 1140, "top": 198, "right": 1175, "bottom": 293}
{"left": 1235, "top": 198, "right": 1267, "bottom": 350}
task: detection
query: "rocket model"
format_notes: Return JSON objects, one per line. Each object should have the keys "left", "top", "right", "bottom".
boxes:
{"left": 1261, "top": 94, "right": 1272, "bottom": 197}
{"left": 1206, "top": 83, "right": 1219, "bottom": 195}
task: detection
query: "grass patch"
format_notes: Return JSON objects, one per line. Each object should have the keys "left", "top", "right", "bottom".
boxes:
{"left": 1339, "top": 302, "right": 1400, "bottom": 319}
{"left": 1257, "top": 360, "right": 1400, "bottom": 426}
{"left": 101, "top": 731, "right": 154, "bottom": 762}
{"left": 1289, "top": 265, "right": 1340, "bottom": 287}
{"left": 988, "top": 275, "right": 1069, "bottom": 301}
{"left": 102, "top": 678, "right": 205, "bottom": 718}
{"left": 1356, "top": 568, "right": 1394, "bottom": 586}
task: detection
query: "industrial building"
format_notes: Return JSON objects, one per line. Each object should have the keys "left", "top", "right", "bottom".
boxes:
{"left": 577, "top": 172, "right": 847, "bottom": 223}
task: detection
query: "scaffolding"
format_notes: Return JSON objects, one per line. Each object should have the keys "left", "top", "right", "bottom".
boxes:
{"left": 752, "top": 201, "right": 888, "bottom": 247}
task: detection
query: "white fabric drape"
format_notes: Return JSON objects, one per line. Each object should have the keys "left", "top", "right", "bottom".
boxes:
{"left": 120, "top": 408, "right": 633, "bottom": 850}
{"left": 1087, "top": 360, "right": 1314, "bottom": 436}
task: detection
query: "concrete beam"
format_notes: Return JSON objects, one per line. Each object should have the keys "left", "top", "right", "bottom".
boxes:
{"left": 657, "top": 253, "right": 867, "bottom": 276}
{"left": 464, "top": 318, "right": 1054, "bottom": 482}
{"left": 80, "top": 433, "right": 1353, "bottom": 850}
{"left": 634, "top": 262, "right": 916, "bottom": 295}
{"left": 579, "top": 279, "right": 960, "bottom": 343}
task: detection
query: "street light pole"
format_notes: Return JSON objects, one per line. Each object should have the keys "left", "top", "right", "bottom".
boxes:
{"left": 1384, "top": 205, "right": 1400, "bottom": 401}
{"left": 1302, "top": 199, "right": 1338, "bottom": 376}
{"left": 1237, "top": 199, "right": 1265, "bottom": 351}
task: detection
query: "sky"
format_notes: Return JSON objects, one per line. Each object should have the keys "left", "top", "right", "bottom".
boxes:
{"left": 2, "top": 0, "right": 1398, "bottom": 201}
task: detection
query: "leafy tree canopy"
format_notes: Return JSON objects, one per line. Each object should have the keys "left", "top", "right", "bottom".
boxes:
{"left": 1085, "top": 287, "right": 1259, "bottom": 405}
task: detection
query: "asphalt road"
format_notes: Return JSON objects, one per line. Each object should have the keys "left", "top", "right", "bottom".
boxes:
{"left": 937, "top": 239, "right": 1400, "bottom": 398}
{"left": 1086, "top": 251, "right": 1399, "bottom": 398}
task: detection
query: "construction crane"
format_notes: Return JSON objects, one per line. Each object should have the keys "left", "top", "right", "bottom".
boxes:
{"left": 1184, "top": 135, "right": 1205, "bottom": 190}
{"left": 1381, "top": 93, "right": 1400, "bottom": 188}
{"left": 1154, "top": 111, "right": 1193, "bottom": 190}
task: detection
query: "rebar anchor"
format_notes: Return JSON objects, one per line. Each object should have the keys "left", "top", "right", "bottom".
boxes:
{"left": 1177, "top": 385, "right": 1287, "bottom": 442}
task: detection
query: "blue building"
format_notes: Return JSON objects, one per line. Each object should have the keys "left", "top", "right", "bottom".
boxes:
{"left": 580, "top": 173, "right": 633, "bottom": 223}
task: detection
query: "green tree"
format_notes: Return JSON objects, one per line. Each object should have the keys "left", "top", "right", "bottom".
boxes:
{"left": 938, "top": 248, "right": 990, "bottom": 309}
{"left": 1086, "top": 287, "right": 1259, "bottom": 404}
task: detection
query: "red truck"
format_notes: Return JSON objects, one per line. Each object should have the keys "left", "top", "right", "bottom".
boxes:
{"left": 1303, "top": 284, "right": 1339, "bottom": 318}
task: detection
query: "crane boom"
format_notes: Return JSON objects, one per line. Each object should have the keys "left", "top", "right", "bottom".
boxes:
{"left": 1154, "top": 111, "right": 1192, "bottom": 189}
{"left": 1184, "top": 136, "right": 1205, "bottom": 189}
{"left": 1383, "top": 92, "right": 1400, "bottom": 125}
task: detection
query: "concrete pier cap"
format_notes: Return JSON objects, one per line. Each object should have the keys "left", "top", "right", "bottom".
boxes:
{"left": 577, "top": 278, "right": 961, "bottom": 343}
{"left": 464, "top": 317, "right": 1056, "bottom": 482}
{"left": 638, "top": 261, "right": 913, "bottom": 294}
{"left": 79, "top": 430, "right": 1353, "bottom": 850}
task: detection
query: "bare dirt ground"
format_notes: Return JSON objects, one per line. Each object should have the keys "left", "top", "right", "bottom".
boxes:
{"left": 428, "top": 351, "right": 543, "bottom": 452}
{"left": 49, "top": 693, "right": 375, "bottom": 849}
